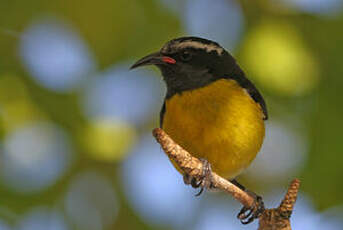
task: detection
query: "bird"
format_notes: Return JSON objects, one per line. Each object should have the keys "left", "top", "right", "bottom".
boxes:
{"left": 131, "top": 36, "right": 267, "bottom": 224}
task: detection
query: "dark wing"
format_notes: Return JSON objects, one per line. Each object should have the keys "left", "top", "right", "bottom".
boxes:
{"left": 160, "top": 102, "right": 166, "bottom": 127}
{"left": 227, "top": 75, "right": 268, "bottom": 120}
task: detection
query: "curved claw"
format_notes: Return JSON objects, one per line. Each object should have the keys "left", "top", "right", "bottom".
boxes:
{"left": 191, "top": 177, "right": 202, "bottom": 188}
{"left": 237, "top": 206, "right": 252, "bottom": 220}
{"left": 182, "top": 158, "right": 213, "bottom": 197}
{"left": 237, "top": 195, "right": 265, "bottom": 224}
{"left": 195, "top": 188, "right": 204, "bottom": 196}
{"left": 191, "top": 177, "right": 204, "bottom": 196}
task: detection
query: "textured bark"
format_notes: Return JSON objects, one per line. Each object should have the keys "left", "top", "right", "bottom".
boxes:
{"left": 153, "top": 128, "right": 300, "bottom": 230}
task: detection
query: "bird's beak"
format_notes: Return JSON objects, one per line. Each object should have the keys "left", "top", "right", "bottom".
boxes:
{"left": 130, "top": 52, "right": 163, "bottom": 69}
{"left": 130, "top": 52, "right": 176, "bottom": 69}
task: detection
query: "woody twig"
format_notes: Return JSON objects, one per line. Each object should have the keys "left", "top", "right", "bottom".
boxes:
{"left": 152, "top": 128, "right": 300, "bottom": 230}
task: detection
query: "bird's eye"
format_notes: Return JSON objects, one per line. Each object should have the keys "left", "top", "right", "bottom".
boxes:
{"left": 180, "top": 51, "right": 192, "bottom": 61}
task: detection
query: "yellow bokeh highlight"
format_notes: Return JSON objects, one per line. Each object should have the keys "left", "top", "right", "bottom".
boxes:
{"left": 81, "top": 119, "right": 136, "bottom": 162}
{"left": 0, "top": 74, "right": 46, "bottom": 132}
{"left": 241, "top": 22, "right": 319, "bottom": 96}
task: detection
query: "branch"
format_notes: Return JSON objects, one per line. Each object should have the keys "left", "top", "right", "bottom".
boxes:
{"left": 152, "top": 128, "right": 300, "bottom": 230}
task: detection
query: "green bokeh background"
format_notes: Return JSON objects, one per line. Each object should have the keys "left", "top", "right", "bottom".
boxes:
{"left": 0, "top": 0, "right": 343, "bottom": 229}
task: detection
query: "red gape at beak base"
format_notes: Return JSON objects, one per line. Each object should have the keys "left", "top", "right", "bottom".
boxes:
{"left": 162, "top": 56, "right": 176, "bottom": 64}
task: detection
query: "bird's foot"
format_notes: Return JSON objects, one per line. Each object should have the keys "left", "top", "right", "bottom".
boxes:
{"left": 237, "top": 191, "right": 265, "bottom": 224}
{"left": 183, "top": 158, "right": 213, "bottom": 196}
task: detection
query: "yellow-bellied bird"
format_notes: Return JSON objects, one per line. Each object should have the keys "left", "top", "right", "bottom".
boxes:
{"left": 131, "top": 37, "right": 268, "bottom": 224}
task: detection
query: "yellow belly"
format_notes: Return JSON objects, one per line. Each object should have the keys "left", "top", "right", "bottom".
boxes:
{"left": 162, "top": 79, "right": 265, "bottom": 179}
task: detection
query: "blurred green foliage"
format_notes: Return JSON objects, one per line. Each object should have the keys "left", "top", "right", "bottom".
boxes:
{"left": 0, "top": 0, "right": 343, "bottom": 229}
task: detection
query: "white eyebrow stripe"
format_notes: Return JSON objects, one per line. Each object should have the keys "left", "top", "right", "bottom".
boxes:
{"left": 173, "top": 41, "right": 224, "bottom": 55}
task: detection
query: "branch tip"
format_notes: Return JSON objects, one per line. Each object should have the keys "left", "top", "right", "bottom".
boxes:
{"left": 278, "top": 178, "right": 301, "bottom": 218}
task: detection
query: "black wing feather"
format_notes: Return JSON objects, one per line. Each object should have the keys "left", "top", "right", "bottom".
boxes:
{"left": 160, "top": 102, "right": 166, "bottom": 127}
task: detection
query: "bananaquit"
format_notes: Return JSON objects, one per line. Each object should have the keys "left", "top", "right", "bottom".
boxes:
{"left": 131, "top": 37, "right": 268, "bottom": 224}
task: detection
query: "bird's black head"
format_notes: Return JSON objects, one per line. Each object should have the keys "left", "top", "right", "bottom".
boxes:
{"left": 131, "top": 36, "right": 244, "bottom": 98}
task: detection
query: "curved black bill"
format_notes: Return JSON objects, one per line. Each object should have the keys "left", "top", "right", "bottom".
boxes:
{"left": 130, "top": 52, "right": 163, "bottom": 69}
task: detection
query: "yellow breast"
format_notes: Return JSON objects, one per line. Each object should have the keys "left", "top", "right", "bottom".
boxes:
{"left": 162, "top": 79, "right": 265, "bottom": 179}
